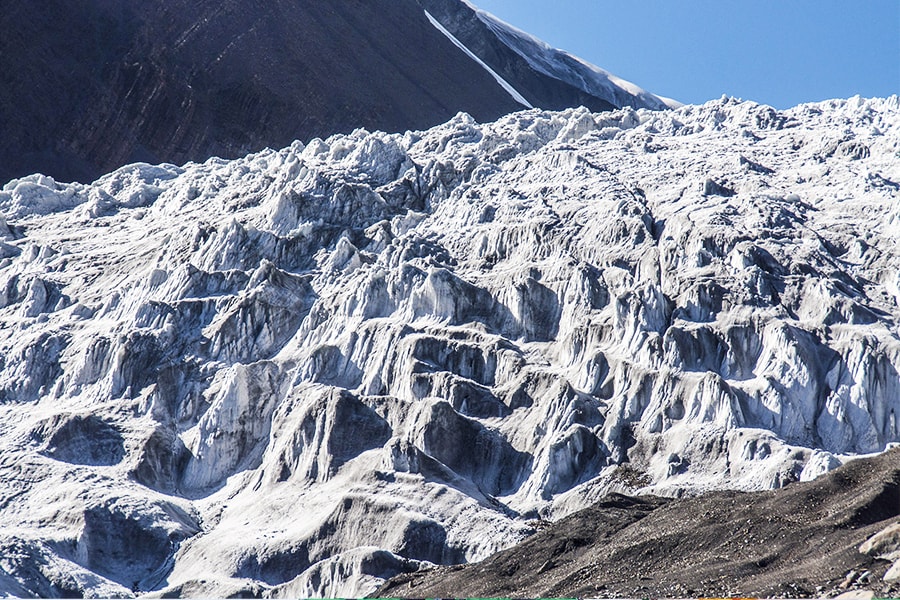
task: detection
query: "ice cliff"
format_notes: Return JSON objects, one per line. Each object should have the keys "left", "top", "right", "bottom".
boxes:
{"left": 0, "top": 96, "right": 899, "bottom": 596}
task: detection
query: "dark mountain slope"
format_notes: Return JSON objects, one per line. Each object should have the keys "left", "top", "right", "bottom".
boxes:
{"left": 379, "top": 448, "right": 900, "bottom": 599}
{"left": 419, "top": 0, "right": 617, "bottom": 113}
{"left": 0, "top": 0, "right": 666, "bottom": 185}
{"left": 0, "top": 0, "right": 522, "bottom": 184}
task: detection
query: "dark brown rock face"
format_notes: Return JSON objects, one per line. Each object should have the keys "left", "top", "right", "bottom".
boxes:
{"left": 378, "top": 447, "right": 900, "bottom": 599}
{"left": 1, "top": 0, "right": 629, "bottom": 185}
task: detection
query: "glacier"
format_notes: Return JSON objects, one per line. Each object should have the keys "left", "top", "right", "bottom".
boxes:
{"left": 0, "top": 96, "right": 899, "bottom": 596}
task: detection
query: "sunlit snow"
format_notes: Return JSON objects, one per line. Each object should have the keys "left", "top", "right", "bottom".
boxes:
{"left": 0, "top": 96, "right": 898, "bottom": 596}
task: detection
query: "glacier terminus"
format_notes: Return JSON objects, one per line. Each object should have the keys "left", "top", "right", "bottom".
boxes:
{"left": 0, "top": 96, "right": 899, "bottom": 596}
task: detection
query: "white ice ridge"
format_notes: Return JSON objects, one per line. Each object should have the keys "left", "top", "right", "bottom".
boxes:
{"left": 424, "top": 9, "right": 533, "bottom": 109}
{"left": 465, "top": 1, "right": 679, "bottom": 110}
{"left": 0, "top": 95, "right": 899, "bottom": 597}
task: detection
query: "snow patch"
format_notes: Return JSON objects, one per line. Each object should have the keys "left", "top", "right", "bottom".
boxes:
{"left": 424, "top": 9, "right": 533, "bottom": 109}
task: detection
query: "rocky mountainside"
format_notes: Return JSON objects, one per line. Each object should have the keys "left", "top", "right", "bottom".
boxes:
{"left": 378, "top": 446, "right": 900, "bottom": 599}
{"left": 419, "top": 0, "right": 674, "bottom": 112}
{"left": 0, "top": 95, "right": 898, "bottom": 596}
{"left": 0, "top": 0, "right": 670, "bottom": 186}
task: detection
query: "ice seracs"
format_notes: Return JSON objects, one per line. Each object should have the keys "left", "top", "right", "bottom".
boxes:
{"left": 0, "top": 95, "right": 899, "bottom": 596}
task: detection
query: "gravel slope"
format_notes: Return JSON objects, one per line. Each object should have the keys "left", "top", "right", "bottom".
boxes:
{"left": 379, "top": 447, "right": 900, "bottom": 598}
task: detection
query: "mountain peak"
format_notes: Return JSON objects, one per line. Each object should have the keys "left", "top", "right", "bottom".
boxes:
{"left": 444, "top": 0, "right": 679, "bottom": 110}
{"left": 0, "top": 0, "right": 671, "bottom": 185}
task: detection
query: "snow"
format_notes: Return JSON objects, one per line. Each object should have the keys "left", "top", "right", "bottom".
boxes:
{"left": 0, "top": 96, "right": 899, "bottom": 596}
{"left": 464, "top": 2, "right": 678, "bottom": 110}
{"left": 424, "top": 10, "right": 533, "bottom": 109}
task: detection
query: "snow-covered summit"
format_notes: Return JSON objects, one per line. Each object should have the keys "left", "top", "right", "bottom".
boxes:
{"left": 462, "top": 0, "right": 679, "bottom": 110}
{"left": 0, "top": 96, "right": 899, "bottom": 596}
{"left": 420, "top": 0, "right": 676, "bottom": 114}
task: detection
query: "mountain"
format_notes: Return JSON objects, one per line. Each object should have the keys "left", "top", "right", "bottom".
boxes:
{"left": 419, "top": 0, "right": 676, "bottom": 111}
{"left": 0, "top": 0, "right": 670, "bottom": 186}
{"left": 0, "top": 95, "right": 898, "bottom": 597}
{"left": 378, "top": 446, "right": 900, "bottom": 598}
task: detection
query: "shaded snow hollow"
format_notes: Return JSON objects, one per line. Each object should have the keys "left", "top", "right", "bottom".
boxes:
{"left": 0, "top": 96, "right": 899, "bottom": 597}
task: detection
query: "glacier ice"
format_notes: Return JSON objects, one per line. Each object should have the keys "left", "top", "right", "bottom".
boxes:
{"left": 0, "top": 96, "right": 899, "bottom": 596}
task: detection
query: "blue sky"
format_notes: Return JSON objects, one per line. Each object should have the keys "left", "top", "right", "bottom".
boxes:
{"left": 472, "top": 1, "right": 900, "bottom": 109}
